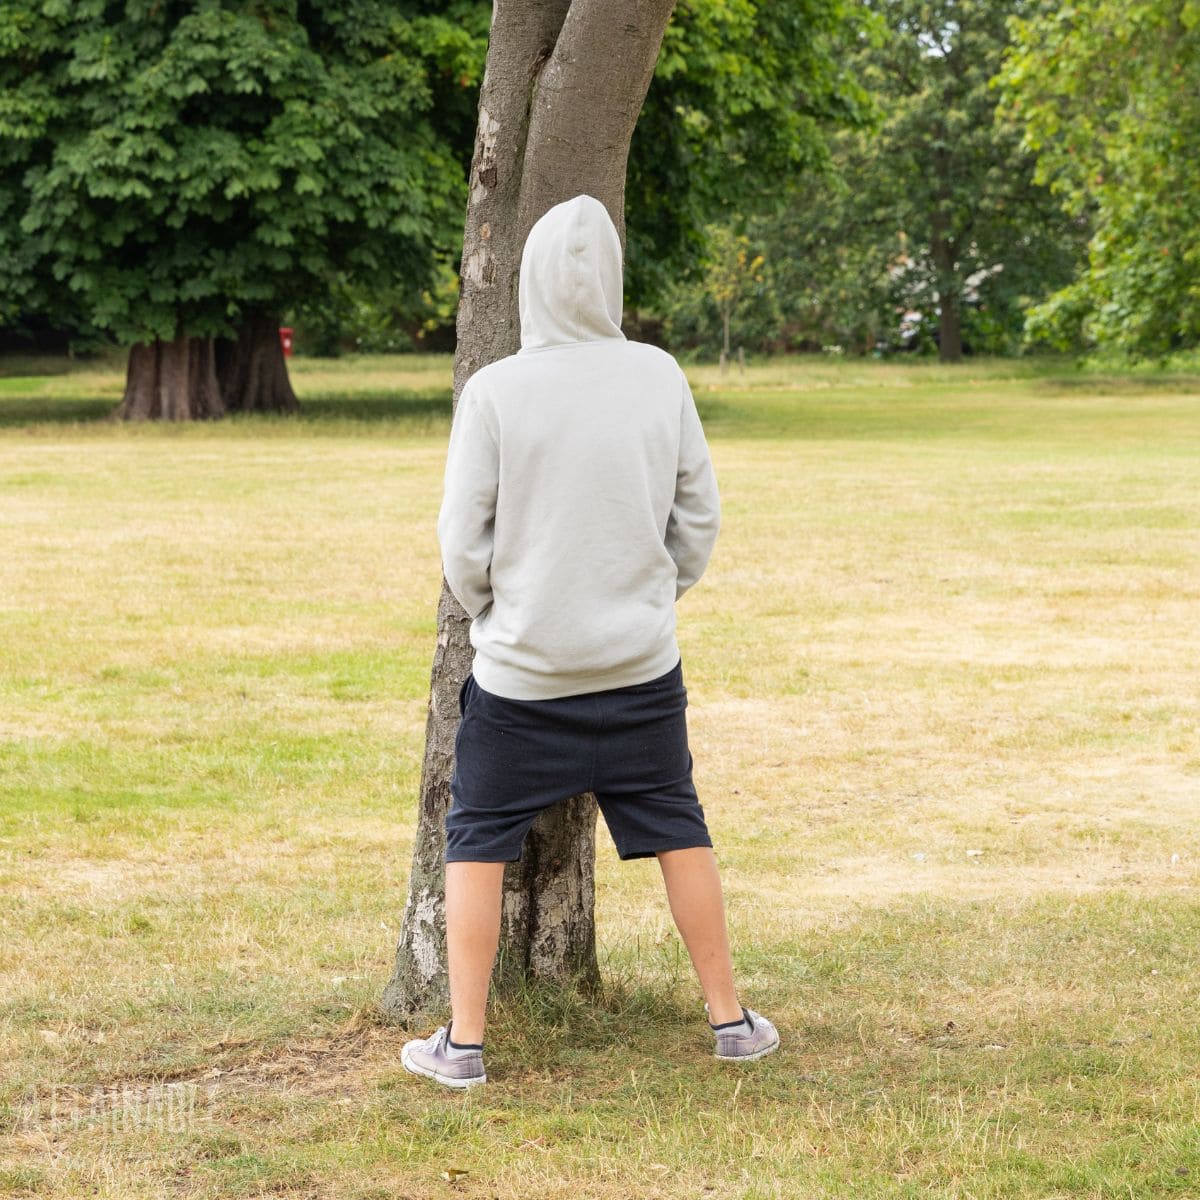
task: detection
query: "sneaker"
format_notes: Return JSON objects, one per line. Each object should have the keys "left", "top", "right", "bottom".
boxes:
{"left": 401, "top": 1023, "right": 487, "bottom": 1090}
{"left": 706, "top": 1004, "right": 780, "bottom": 1062}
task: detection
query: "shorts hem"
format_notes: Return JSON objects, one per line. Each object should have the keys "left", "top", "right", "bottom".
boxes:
{"left": 615, "top": 835, "right": 714, "bottom": 862}
{"left": 445, "top": 849, "right": 523, "bottom": 864}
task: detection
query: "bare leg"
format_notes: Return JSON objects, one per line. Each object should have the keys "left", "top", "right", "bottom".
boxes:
{"left": 656, "top": 847, "right": 743, "bottom": 1025}
{"left": 445, "top": 861, "right": 506, "bottom": 1044}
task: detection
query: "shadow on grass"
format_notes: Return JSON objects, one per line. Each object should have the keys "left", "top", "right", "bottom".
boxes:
{"left": 1032, "top": 372, "right": 1200, "bottom": 396}
{"left": 0, "top": 390, "right": 452, "bottom": 430}
{"left": 0, "top": 395, "right": 118, "bottom": 427}
{"left": 295, "top": 391, "right": 451, "bottom": 423}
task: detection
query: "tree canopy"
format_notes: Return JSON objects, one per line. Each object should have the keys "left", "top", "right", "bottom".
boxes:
{"left": 625, "top": 0, "right": 873, "bottom": 304}
{"left": 8, "top": 0, "right": 1187, "bottom": 364}
{"left": 0, "top": 0, "right": 486, "bottom": 347}
{"left": 654, "top": 0, "right": 1089, "bottom": 359}
{"left": 998, "top": 0, "right": 1200, "bottom": 357}
{"left": 0, "top": 0, "right": 873, "bottom": 356}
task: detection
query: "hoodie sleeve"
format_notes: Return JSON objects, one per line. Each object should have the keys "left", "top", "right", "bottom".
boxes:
{"left": 437, "top": 383, "right": 498, "bottom": 619}
{"left": 665, "top": 372, "right": 720, "bottom": 600}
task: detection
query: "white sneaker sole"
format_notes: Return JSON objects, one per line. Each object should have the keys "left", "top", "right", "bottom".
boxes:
{"left": 715, "top": 1035, "right": 780, "bottom": 1062}
{"left": 401, "top": 1042, "right": 486, "bottom": 1089}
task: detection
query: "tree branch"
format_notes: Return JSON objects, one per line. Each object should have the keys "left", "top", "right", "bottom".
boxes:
{"left": 518, "top": 0, "right": 678, "bottom": 243}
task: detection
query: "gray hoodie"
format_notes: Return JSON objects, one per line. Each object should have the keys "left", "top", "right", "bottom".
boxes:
{"left": 437, "top": 194, "right": 720, "bottom": 700}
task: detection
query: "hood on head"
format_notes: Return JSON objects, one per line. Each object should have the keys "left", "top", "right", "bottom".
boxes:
{"left": 518, "top": 194, "right": 626, "bottom": 351}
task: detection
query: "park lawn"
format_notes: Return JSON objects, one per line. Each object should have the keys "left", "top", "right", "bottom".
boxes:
{"left": 1, "top": 353, "right": 1198, "bottom": 1200}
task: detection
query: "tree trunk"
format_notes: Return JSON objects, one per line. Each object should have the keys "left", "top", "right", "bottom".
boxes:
{"left": 381, "top": 0, "right": 676, "bottom": 1019}
{"left": 936, "top": 289, "right": 963, "bottom": 362}
{"left": 216, "top": 312, "right": 299, "bottom": 413}
{"left": 931, "top": 216, "right": 963, "bottom": 363}
{"left": 114, "top": 333, "right": 224, "bottom": 421}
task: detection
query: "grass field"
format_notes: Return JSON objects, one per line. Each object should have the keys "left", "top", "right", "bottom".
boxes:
{"left": 1, "top": 352, "right": 1198, "bottom": 1199}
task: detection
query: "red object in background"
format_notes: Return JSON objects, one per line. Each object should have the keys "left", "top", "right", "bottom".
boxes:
{"left": 279, "top": 326, "right": 294, "bottom": 357}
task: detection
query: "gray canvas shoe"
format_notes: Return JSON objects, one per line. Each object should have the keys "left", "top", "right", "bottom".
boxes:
{"left": 707, "top": 1005, "right": 780, "bottom": 1061}
{"left": 401, "top": 1024, "right": 487, "bottom": 1090}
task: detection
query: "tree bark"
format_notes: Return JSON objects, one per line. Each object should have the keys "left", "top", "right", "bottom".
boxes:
{"left": 216, "top": 312, "right": 299, "bottom": 413}
{"left": 382, "top": 0, "right": 676, "bottom": 1019}
{"left": 937, "top": 297, "right": 963, "bottom": 362}
{"left": 114, "top": 333, "right": 224, "bottom": 421}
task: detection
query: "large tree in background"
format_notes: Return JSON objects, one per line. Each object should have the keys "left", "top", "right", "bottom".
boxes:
{"left": 0, "top": 1, "right": 486, "bottom": 417}
{"left": 997, "top": 0, "right": 1200, "bottom": 357}
{"left": 758, "top": 0, "right": 1086, "bottom": 359}
{"left": 381, "top": 0, "right": 870, "bottom": 1016}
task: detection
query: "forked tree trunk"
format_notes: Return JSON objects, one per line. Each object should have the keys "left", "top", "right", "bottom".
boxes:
{"left": 217, "top": 312, "right": 299, "bottom": 413}
{"left": 381, "top": 0, "right": 677, "bottom": 1019}
{"left": 114, "top": 334, "right": 224, "bottom": 421}
{"left": 115, "top": 313, "right": 296, "bottom": 420}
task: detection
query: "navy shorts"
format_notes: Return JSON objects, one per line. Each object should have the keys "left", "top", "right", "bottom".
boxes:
{"left": 446, "top": 660, "right": 713, "bottom": 863}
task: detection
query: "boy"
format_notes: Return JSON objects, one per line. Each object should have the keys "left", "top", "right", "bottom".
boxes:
{"left": 402, "top": 195, "right": 778, "bottom": 1089}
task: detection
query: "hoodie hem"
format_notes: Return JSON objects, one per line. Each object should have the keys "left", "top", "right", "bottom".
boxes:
{"left": 469, "top": 638, "right": 682, "bottom": 701}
